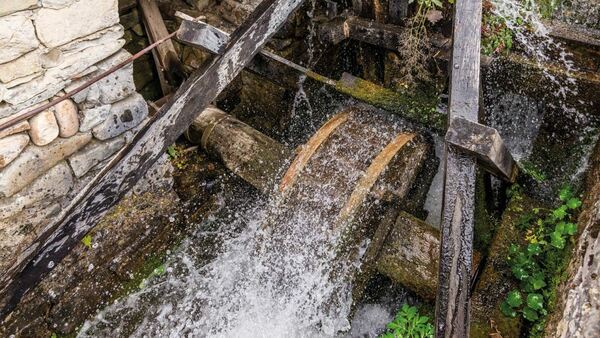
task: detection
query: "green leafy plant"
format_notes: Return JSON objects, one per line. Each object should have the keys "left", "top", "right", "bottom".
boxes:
{"left": 81, "top": 234, "right": 93, "bottom": 248}
{"left": 500, "top": 186, "right": 581, "bottom": 332}
{"left": 167, "top": 145, "right": 180, "bottom": 159}
{"left": 482, "top": 13, "right": 514, "bottom": 55}
{"left": 380, "top": 304, "right": 434, "bottom": 338}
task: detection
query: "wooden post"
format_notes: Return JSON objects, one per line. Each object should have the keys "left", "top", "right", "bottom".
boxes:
{"left": 0, "top": 0, "right": 304, "bottom": 319}
{"left": 138, "top": 0, "right": 184, "bottom": 94}
{"left": 435, "top": 0, "right": 482, "bottom": 337}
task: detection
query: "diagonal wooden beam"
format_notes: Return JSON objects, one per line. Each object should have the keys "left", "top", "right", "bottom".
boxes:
{"left": 435, "top": 0, "right": 482, "bottom": 336}
{"left": 0, "top": 0, "right": 304, "bottom": 319}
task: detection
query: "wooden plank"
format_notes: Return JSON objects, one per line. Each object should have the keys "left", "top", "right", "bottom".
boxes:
{"left": 138, "top": 0, "right": 184, "bottom": 94}
{"left": 0, "top": 0, "right": 304, "bottom": 319}
{"left": 434, "top": 0, "right": 482, "bottom": 336}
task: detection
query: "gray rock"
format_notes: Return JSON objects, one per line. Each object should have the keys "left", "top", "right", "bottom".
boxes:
{"left": 0, "top": 132, "right": 91, "bottom": 198}
{"left": 79, "top": 104, "right": 111, "bottom": 132}
{"left": 29, "top": 110, "right": 59, "bottom": 146}
{"left": 0, "top": 0, "right": 37, "bottom": 16}
{"left": 92, "top": 93, "right": 148, "bottom": 140}
{"left": 0, "top": 50, "right": 43, "bottom": 84}
{"left": 0, "top": 134, "right": 29, "bottom": 168}
{"left": 53, "top": 98, "right": 79, "bottom": 137}
{"left": 2, "top": 26, "right": 125, "bottom": 106}
{"left": 67, "top": 50, "right": 136, "bottom": 105}
{"left": 0, "top": 162, "right": 73, "bottom": 219}
{"left": 0, "top": 14, "right": 39, "bottom": 64}
{"left": 34, "top": 0, "right": 119, "bottom": 48}
{"left": 68, "top": 136, "right": 125, "bottom": 177}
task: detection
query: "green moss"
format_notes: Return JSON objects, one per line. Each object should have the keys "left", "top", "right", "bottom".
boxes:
{"left": 332, "top": 76, "right": 444, "bottom": 131}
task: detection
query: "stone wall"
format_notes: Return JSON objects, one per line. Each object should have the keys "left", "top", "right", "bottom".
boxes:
{"left": 0, "top": 0, "right": 169, "bottom": 286}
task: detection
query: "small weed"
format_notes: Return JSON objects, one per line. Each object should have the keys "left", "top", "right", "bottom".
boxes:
{"left": 167, "top": 145, "right": 180, "bottom": 159}
{"left": 81, "top": 234, "right": 92, "bottom": 249}
{"left": 500, "top": 186, "right": 581, "bottom": 335}
{"left": 519, "top": 161, "right": 547, "bottom": 182}
{"left": 380, "top": 304, "right": 434, "bottom": 338}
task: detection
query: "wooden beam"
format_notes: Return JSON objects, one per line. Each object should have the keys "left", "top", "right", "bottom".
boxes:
{"left": 445, "top": 117, "right": 518, "bottom": 182}
{"left": 435, "top": 0, "right": 482, "bottom": 336}
{"left": 0, "top": 0, "right": 304, "bottom": 319}
{"left": 138, "top": 0, "right": 184, "bottom": 94}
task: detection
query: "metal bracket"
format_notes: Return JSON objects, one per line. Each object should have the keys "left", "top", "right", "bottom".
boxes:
{"left": 445, "top": 117, "right": 518, "bottom": 182}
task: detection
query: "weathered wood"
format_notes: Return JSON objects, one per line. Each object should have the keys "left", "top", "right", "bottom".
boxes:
{"left": 445, "top": 117, "right": 517, "bottom": 182}
{"left": 0, "top": 0, "right": 304, "bottom": 319}
{"left": 138, "top": 0, "right": 184, "bottom": 94}
{"left": 175, "top": 20, "right": 445, "bottom": 130}
{"left": 177, "top": 19, "right": 230, "bottom": 55}
{"left": 187, "top": 106, "right": 292, "bottom": 194}
{"left": 435, "top": 0, "right": 482, "bottom": 336}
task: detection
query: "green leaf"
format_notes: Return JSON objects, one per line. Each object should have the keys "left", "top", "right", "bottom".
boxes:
{"left": 566, "top": 198, "right": 582, "bottom": 209}
{"left": 81, "top": 234, "right": 92, "bottom": 248}
{"left": 550, "top": 231, "right": 566, "bottom": 249}
{"left": 506, "top": 290, "right": 523, "bottom": 307}
{"left": 530, "top": 273, "right": 546, "bottom": 290}
{"left": 522, "top": 306, "right": 539, "bottom": 321}
{"left": 555, "top": 221, "right": 566, "bottom": 234}
{"left": 512, "top": 266, "right": 529, "bottom": 281}
{"left": 431, "top": 0, "right": 443, "bottom": 8}
{"left": 552, "top": 205, "right": 568, "bottom": 220}
{"left": 527, "top": 243, "right": 541, "bottom": 255}
{"left": 564, "top": 222, "right": 577, "bottom": 236}
{"left": 500, "top": 301, "right": 517, "bottom": 318}
{"left": 527, "top": 293, "right": 544, "bottom": 310}
{"left": 559, "top": 186, "right": 573, "bottom": 201}
{"left": 167, "top": 145, "right": 179, "bottom": 159}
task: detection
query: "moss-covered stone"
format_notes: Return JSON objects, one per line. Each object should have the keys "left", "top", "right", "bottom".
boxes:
{"left": 470, "top": 191, "right": 546, "bottom": 338}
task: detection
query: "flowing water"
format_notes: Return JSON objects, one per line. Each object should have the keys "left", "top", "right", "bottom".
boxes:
{"left": 79, "top": 110, "right": 411, "bottom": 337}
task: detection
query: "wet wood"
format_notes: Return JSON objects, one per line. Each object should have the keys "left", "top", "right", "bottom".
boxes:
{"left": 388, "top": 0, "right": 409, "bottom": 24}
{"left": 445, "top": 117, "right": 517, "bottom": 182}
{"left": 434, "top": 0, "right": 482, "bottom": 336}
{"left": 0, "top": 0, "right": 305, "bottom": 319}
{"left": 279, "top": 111, "right": 351, "bottom": 192}
{"left": 139, "top": 0, "right": 184, "bottom": 94}
{"left": 187, "top": 107, "right": 292, "bottom": 194}
{"left": 177, "top": 19, "right": 230, "bottom": 55}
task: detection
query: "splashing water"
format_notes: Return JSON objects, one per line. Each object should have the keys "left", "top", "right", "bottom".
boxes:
{"left": 79, "top": 111, "right": 410, "bottom": 337}
{"left": 491, "top": 0, "right": 578, "bottom": 101}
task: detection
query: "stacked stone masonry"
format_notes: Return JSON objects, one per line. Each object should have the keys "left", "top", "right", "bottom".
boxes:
{"left": 0, "top": 0, "right": 165, "bottom": 282}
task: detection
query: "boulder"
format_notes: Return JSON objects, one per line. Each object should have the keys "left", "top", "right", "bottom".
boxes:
{"left": 0, "top": 50, "right": 43, "bottom": 84}
{"left": 0, "top": 134, "right": 29, "bottom": 168}
{"left": 79, "top": 104, "right": 111, "bottom": 132}
{"left": 53, "top": 99, "right": 79, "bottom": 137}
{"left": 0, "top": 132, "right": 91, "bottom": 198}
{"left": 0, "top": 162, "right": 73, "bottom": 219}
{"left": 68, "top": 136, "right": 125, "bottom": 178}
{"left": 92, "top": 93, "right": 148, "bottom": 140}
{"left": 0, "top": 14, "right": 39, "bottom": 64}
{"left": 29, "top": 110, "right": 59, "bottom": 146}
{"left": 35, "top": 0, "right": 119, "bottom": 48}
{"left": 0, "top": 0, "right": 37, "bottom": 16}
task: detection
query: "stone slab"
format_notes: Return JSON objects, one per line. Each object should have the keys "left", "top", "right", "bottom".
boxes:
{"left": 0, "top": 0, "right": 38, "bottom": 16}
{"left": 0, "top": 120, "right": 30, "bottom": 140}
{"left": 0, "top": 162, "right": 73, "bottom": 219}
{"left": 68, "top": 136, "right": 125, "bottom": 178}
{"left": 79, "top": 104, "right": 111, "bottom": 132}
{"left": 92, "top": 93, "right": 148, "bottom": 140}
{"left": 34, "top": 0, "right": 119, "bottom": 48}
{"left": 0, "top": 14, "right": 39, "bottom": 64}
{"left": 0, "top": 50, "right": 43, "bottom": 84}
{"left": 0, "top": 134, "right": 29, "bottom": 168}
{"left": 0, "top": 132, "right": 91, "bottom": 198}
